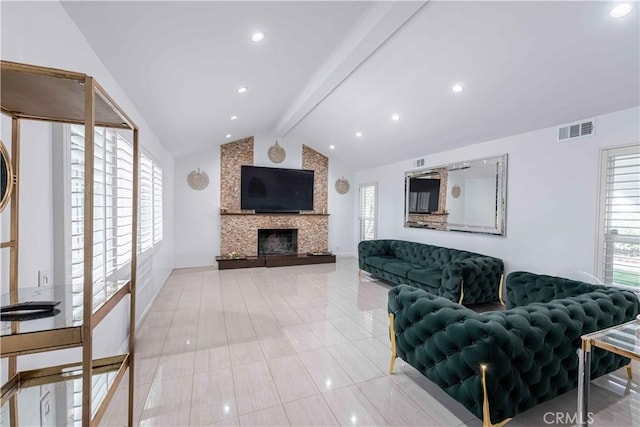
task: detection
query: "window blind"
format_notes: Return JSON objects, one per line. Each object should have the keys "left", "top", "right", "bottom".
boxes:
{"left": 598, "top": 145, "right": 640, "bottom": 289}
{"left": 153, "top": 164, "right": 163, "bottom": 244}
{"left": 69, "top": 125, "right": 86, "bottom": 320}
{"left": 139, "top": 154, "right": 154, "bottom": 253}
{"left": 69, "top": 126, "right": 119, "bottom": 319}
{"left": 69, "top": 125, "right": 124, "bottom": 426}
{"left": 359, "top": 183, "right": 377, "bottom": 241}
{"left": 116, "top": 135, "right": 134, "bottom": 268}
{"left": 67, "top": 126, "right": 163, "bottom": 424}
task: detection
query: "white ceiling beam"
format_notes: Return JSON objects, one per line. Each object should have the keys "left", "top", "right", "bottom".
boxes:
{"left": 274, "top": 0, "right": 427, "bottom": 138}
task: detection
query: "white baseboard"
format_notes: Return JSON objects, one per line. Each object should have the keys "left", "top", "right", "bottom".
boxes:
{"left": 335, "top": 252, "right": 356, "bottom": 257}
{"left": 117, "top": 268, "right": 173, "bottom": 354}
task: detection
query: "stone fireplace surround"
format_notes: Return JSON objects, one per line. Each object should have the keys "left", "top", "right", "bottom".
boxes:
{"left": 219, "top": 137, "right": 329, "bottom": 257}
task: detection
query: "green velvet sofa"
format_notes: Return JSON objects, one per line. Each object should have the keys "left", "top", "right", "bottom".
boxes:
{"left": 359, "top": 239, "right": 503, "bottom": 304}
{"left": 387, "top": 272, "right": 640, "bottom": 425}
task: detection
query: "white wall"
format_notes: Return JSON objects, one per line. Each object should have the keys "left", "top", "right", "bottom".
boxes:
{"left": 328, "top": 157, "right": 355, "bottom": 255}
{"left": 174, "top": 147, "right": 220, "bottom": 267}
{"left": 354, "top": 107, "right": 640, "bottom": 276}
{"left": 0, "top": 119, "right": 53, "bottom": 290}
{"left": 0, "top": 1, "right": 175, "bottom": 370}
{"left": 253, "top": 134, "right": 303, "bottom": 170}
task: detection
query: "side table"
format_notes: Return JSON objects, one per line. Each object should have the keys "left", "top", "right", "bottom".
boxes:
{"left": 577, "top": 319, "right": 640, "bottom": 425}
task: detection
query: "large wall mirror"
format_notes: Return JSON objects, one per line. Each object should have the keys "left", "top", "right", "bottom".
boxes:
{"left": 405, "top": 154, "right": 507, "bottom": 235}
{"left": 0, "top": 139, "right": 12, "bottom": 213}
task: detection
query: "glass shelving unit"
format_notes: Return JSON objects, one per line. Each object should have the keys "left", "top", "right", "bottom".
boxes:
{"left": 0, "top": 60, "right": 139, "bottom": 427}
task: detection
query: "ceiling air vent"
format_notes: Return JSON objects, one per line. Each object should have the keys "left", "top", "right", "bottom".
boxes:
{"left": 558, "top": 118, "right": 595, "bottom": 141}
{"left": 414, "top": 158, "right": 425, "bottom": 168}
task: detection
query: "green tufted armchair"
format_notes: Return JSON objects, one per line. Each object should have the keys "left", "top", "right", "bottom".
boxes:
{"left": 387, "top": 273, "right": 640, "bottom": 426}
{"left": 359, "top": 239, "right": 504, "bottom": 304}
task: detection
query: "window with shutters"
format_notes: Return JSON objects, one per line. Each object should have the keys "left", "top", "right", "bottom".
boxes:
{"left": 116, "top": 135, "right": 134, "bottom": 268}
{"left": 139, "top": 154, "right": 154, "bottom": 253}
{"left": 153, "top": 164, "right": 163, "bottom": 244}
{"left": 138, "top": 153, "right": 163, "bottom": 253}
{"left": 67, "top": 126, "right": 163, "bottom": 424}
{"left": 68, "top": 124, "right": 134, "bottom": 425}
{"left": 596, "top": 144, "right": 640, "bottom": 289}
{"left": 69, "top": 125, "right": 121, "bottom": 321}
{"left": 359, "top": 182, "right": 378, "bottom": 241}
{"left": 68, "top": 127, "right": 163, "bottom": 314}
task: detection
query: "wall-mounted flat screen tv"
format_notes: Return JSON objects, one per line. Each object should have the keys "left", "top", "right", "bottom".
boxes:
{"left": 241, "top": 165, "right": 314, "bottom": 212}
{"left": 408, "top": 177, "right": 440, "bottom": 213}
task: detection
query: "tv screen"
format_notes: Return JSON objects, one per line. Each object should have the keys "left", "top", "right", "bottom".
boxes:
{"left": 241, "top": 165, "right": 314, "bottom": 212}
{"left": 408, "top": 177, "right": 440, "bottom": 213}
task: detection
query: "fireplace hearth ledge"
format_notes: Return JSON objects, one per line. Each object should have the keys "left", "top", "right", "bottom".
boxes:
{"left": 215, "top": 253, "right": 336, "bottom": 270}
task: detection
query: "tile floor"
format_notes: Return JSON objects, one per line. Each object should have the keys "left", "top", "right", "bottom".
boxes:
{"left": 100, "top": 258, "right": 639, "bottom": 426}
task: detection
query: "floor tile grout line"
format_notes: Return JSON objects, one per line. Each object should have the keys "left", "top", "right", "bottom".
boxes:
{"left": 185, "top": 269, "right": 205, "bottom": 425}
{"left": 136, "top": 273, "right": 184, "bottom": 422}
{"left": 315, "top": 388, "right": 346, "bottom": 426}
{"left": 237, "top": 390, "right": 345, "bottom": 426}
{"left": 239, "top": 270, "right": 309, "bottom": 422}
{"left": 355, "top": 375, "right": 438, "bottom": 426}
{"left": 140, "top": 288, "right": 179, "bottom": 382}
{"left": 244, "top": 266, "right": 365, "bottom": 408}
{"left": 227, "top": 270, "right": 266, "bottom": 422}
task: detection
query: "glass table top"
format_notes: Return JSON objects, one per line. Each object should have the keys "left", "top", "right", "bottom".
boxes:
{"left": 584, "top": 319, "right": 640, "bottom": 358}
{"left": 1, "top": 280, "right": 129, "bottom": 337}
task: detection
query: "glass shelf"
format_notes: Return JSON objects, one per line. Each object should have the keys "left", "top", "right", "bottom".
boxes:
{"left": 1, "top": 61, "right": 135, "bottom": 130}
{"left": 0, "top": 280, "right": 129, "bottom": 356}
{"left": 0, "top": 354, "right": 128, "bottom": 426}
{"left": 586, "top": 319, "right": 640, "bottom": 358}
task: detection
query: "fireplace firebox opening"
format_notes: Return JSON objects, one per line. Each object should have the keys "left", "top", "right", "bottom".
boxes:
{"left": 257, "top": 229, "right": 298, "bottom": 255}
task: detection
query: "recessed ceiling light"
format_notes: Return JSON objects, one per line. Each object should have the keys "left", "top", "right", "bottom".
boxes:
{"left": 391, "top": 114, "right": 400, "bottom": 121}
{"left": 329, "top": 145, "right": 335, "bottom": 150}
{"left": 452, "top": 84, "right": 464, "bottom": 93}
{"left": 251, "top": 32, "right": 265, "bottom": 42}
{"left": 611, "top": 3, "right": 632, "bottom": 18}
{"left": 237, "top": 87, "right": 248, "bottom": 93}
{"left": 355, "top": 132, "right": 362, "bottom": 137}
{"left": 230, "top": 115, "right": 238, "bottom": 120}
{"left": 226, "top": 134, "right": 232, "bottom": 138}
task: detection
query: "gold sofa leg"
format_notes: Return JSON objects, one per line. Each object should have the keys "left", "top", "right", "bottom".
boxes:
{"left": 389, "top": 313, "right": 397, "bottom": 374}
{"left": 481, "top": 364, "right": 512, "bottom": 427}
{"left": 498, "top": 274, "right": 505, "bottom": 306}
{"left": 625, "top": 364, "right": 633, "bottom": 380}
{"left": 458, "top": 279, "right": 465, "bottom": 305}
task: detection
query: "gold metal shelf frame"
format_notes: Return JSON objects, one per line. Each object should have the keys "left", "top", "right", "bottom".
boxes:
{"left": 0, "top": 60, "right": 139, "bottom": 427}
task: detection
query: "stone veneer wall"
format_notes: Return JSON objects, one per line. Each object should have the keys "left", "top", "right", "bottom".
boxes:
{"left": 302, "top": 144, "right": 328, "bottom": 213}
{"left": 219, "top": 139, "right": 329, "bottom": 256}
{"left": 220, "top": 136, "right": 254, "bottom": 212}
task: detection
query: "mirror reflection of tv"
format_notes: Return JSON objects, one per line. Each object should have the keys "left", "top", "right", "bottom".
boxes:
{"left": 241, "top": 165, "right": 314, "bottom": 212}
{"left": 408, "top": 177, "right": 440, "bottom": 213}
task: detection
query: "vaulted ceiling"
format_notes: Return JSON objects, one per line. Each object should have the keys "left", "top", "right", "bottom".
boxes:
{"left": 62, "top": 1, "right": 639, "bottom": 171}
